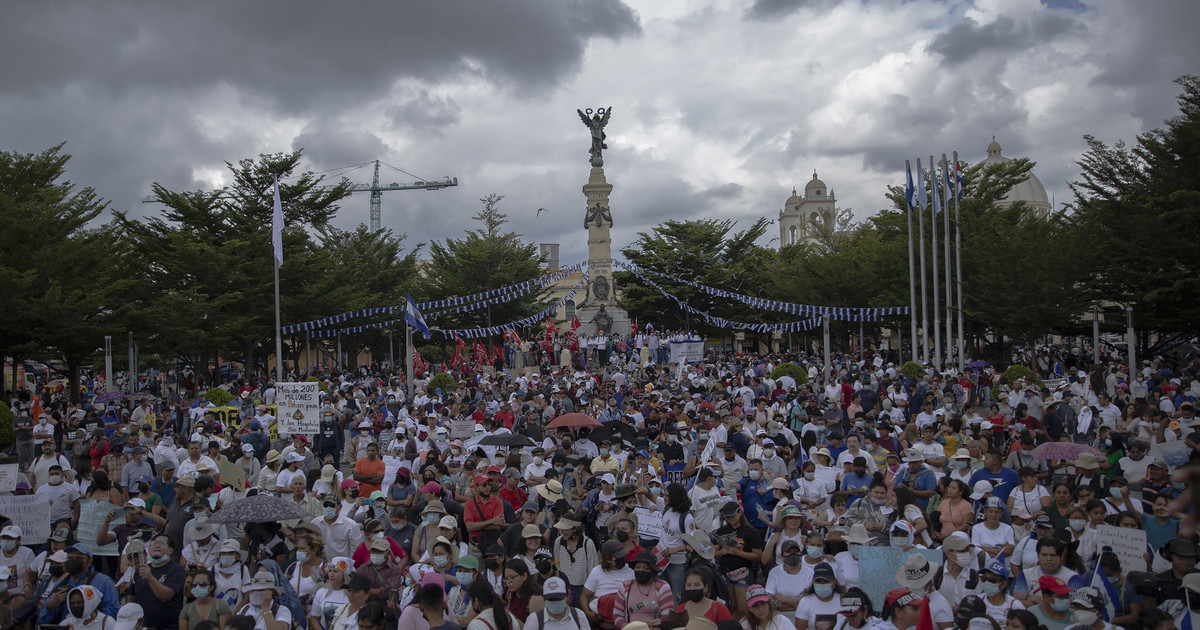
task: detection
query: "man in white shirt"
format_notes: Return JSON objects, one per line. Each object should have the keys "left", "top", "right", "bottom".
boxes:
{"left": 915, "top": 399, "right": 938, "bottom": 430}
{"left": 1095, "top": 393, "right": 1122, "bottom": 429}
{"left": 314, "top": 495, "right": 364, "bottom": 558}
{"left": 524, "top": 447, "right": 552, "bottom": 484}
{"left": 176, "top": 440, "right": 219, "bottom": 479}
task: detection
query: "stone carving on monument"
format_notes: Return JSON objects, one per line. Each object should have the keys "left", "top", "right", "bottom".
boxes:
{"left": 592, "top": 276, "right": 610, "bottom": 301}
{"left": 584, "top": 202, "right": 613, "bottom": 229}
{"left": 590, "top": 305, "right": 614, "bottom": 333}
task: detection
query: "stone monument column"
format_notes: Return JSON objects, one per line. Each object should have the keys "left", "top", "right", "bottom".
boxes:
{"left": 583, "top": 168, "right": 615, "bottom": 305}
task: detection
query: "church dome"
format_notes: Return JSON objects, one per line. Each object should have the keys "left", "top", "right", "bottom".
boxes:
{"left": 982, "top": 140, "right": 1051, "bottom": 211}
{"left": 784, "top": 187, "right": 802, "bottom": 206}
{"left": 804, "top": 171, "right": 827, "bottom": 196}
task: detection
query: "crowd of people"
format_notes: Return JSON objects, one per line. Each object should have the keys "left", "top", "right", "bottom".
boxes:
{"left": 1, "top": 345, "right": 1198, "bottom": 630}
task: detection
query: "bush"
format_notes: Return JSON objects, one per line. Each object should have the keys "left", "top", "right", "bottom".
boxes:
{"left": 900, "top": 361, "right": 922, "bottom": 381}
{"left": 204, "top": 387, "right": 233, "bottom": 407}
{"left": 0, "top": 403, "right": 13, "bottom": 451}
{"left": 426, "top": 373, "right": 457, "bottom": 395}
{"left": 991, "top": 364, "right": 1045, "bottom": 399}
{"left": 770, "top": 362, "right": 809, "bottom": 385}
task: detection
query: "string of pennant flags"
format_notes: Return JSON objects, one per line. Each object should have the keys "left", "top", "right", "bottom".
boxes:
{"left": 305, "top": 269, "right": 592, "bottom": 340}
{"left": 617, "top": 262, "right": 824, "bottom": 333}
{"left": 613, "top": 261, "right": 909, "bottom": 321}
{"left": 281, "top": 263, "right": 584, "bottom": 335}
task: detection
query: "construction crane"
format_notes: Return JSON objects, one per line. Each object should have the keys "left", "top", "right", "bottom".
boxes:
{"left": 142, "top": 159, "right": 458, "bottom": 231}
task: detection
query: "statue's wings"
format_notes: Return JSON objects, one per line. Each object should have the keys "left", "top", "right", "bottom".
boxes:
{"left": 599, "top": 107, "right": 611, "bottom": 127}
{"left": 577, "top": 109, "right": 591, "bottom": 126}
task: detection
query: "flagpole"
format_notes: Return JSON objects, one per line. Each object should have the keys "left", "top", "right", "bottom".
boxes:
{"left": 942, "top": 153, "right": 953, "bottom": 369}
{"left": 406, "top": 322, "right": 414, "bottom": 399}
{"left": 916, "top": 158, "right": 929, "bottom": 365}
{"left": 929, "top": 155, "right": 942, "bottom": 372}
{"left": 905, "top": 160, "right": 919, "bottom": 364}
{"left": 953, "top": 151, "right": 965, "bottom": 371}
{"left": 272, "top": 176, "right": 284, "bottom": 383}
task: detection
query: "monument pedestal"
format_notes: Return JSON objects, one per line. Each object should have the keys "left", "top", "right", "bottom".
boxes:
{"left": 580, "top": 165, "right": 630, "bottom": 336}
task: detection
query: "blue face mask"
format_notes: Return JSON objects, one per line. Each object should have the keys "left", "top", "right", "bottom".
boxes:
{"left": 806, "top": 546, "right": 823, "bottom": 559}
{"left": 814, "top": 583, "right": 834, "bottom": 599}
{"left": 892, "top": 536, "right": 910, "bottom": 548}
{"left": 323, "top": 507, "right": 338, "bottom": 520}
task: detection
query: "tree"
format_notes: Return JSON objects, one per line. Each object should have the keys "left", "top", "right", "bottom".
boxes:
{"left": 115, "top": 151, "right": 354, "bottom": 381}
{"left": 0, "top": 144, "right": 130, "bottom": 400}
{"left": 424, "top": 194, "right": 549, "bottom": 341}
{"left": 615, "top": 218, "right": 774, "bottom": 336}
{"left": 1071, "top": 75, "right": 1200, "bottom": 353}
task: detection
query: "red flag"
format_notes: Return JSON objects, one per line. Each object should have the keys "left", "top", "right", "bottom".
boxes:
{"left": 568, "top": 331, "right": 579, "bottom": 353}
{"left": 915, "top": 597, "right": 934, "bottom": 630}
{"left": 571, "top": 315, "right": 581, "bottom": 330}
{"left": 472, "top": 341, "right": 487, "bottom": 365}
{"left": 450, "top": 333, "right": 465, "bottom": 368}
{"left": 631, "top": 317, "right": 638, "bottom": 334}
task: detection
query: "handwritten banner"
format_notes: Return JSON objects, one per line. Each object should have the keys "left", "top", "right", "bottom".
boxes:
{"left": 858, "top": 546, "right": 944, "bottom": 611}
{"left": 77, "top": 499, "right": 121, "bottom": 556}
{"left": 0, "top": 464, "right": 18, "bottom": 492}
{"left": 0, "top": 495, "right": 50, "bottom": 543}
{"left": 218, "top": 459, "right": 247, "bottom": 491}
{"left": 1094, "top": 524, "right": 1147, "bottom": 572}
{"left": 277, "top": 382, "right": 322, "bottom": 434}
{"left": 633, "top": 506, "right": 664, "bottom": 542}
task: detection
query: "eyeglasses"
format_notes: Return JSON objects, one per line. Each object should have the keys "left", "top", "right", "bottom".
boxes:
{"left": 980, "top": 576, "right": 1005, "bottom": 584}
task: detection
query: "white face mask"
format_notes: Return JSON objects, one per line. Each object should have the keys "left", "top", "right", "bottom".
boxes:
{"left": 1074, "top": 611, "right": 1098, "bottom": 625}
{"left": 371, "top": 553, "right": 386, "bottom": 565}
{"left": 249, "top": 591, "right": 266, "bottom": 606}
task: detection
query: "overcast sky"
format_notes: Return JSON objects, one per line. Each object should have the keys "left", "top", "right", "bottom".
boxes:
{"left": 3, "top": 0, "right": 1196, "bottom": 265}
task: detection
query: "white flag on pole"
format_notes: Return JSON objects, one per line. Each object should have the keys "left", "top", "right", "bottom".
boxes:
{"left": 272, "top": 177, "right": 284, "bottom": 266}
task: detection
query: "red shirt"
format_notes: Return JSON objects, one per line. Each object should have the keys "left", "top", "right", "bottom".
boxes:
{"left": 464, "top": 494, "right": 505, "bottom": 543}
{"left": 841, "top": 383, "right": 855, "bottom": 409}
{"left": 495, "top": 411, "right": 515, "bottom": 430}
{"left": 500, "top": 486, "right": 527, "bottom": 512}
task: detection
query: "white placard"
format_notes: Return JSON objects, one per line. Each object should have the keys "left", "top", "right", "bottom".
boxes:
{"left": 276, "top": 382, "right": 323, "bottom": 435}
{"left": 77, "top": 499, "right": 121, "bottom": 556}
{"left": 450, "top": 417, "right": 474, "bottom": 440}
{"left": 0, "top": 495, "right": 50, "bottom": 543}
{"left": 873, "top": 356, "right": 884, "bottom": 367}
{"left": 0, "top": 464, "right": 18, "bottom": 492}
{"left": 1152, "top": 441, "right": 1191, "bottom": 470}
{"left": 1093, "top": 524, "right": 1148, "bottom": 572}
{"left": 381, "top": 455, "right": 402, "bottom": 495}
{"left": 669, "top": 340, "right": 705, "bottom": 364}
{"left": 633, "top": 505, "right": 664, "bottom": 541}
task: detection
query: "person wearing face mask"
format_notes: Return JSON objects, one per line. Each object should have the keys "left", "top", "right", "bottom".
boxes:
{"left": 765, "top": 540, "right": 810, "bottom": 622}
{"left": 178, "top": 567, "right": 232, "bottom": 630}
{"left": 609, "top": 551, "right": 672, "bottom": 627}
{"left": 673, "top": 566, "right": 732, "bottom": 624}
{"left": 35, "top": 463, "right": 82, "bottom": 528}
{"left": 526, "top": 447, "right": 553, "bottom": 485}
{"left": 713, "top": 500, "right": 765, "bottom": 617}
{"left": 447, "top": 556, "right": 479, "bottom": 625}
{"left": 211, "top": 539, "right": 251, "bottom": 608}
{"left": 935, "top": 533, "right": 978, "bottom": 605}
{"left": 843, "top": 478, "right": 895, "bottom": 547}
{"left": 61, "top": 584, "right": 116, "bottom": 630}
{"left": 1028, "top": 575, "right": 1076, "bottom": 630}
{"left": 359, "top": 536, "right": 404, "bottom": 607}
{"left": 314, "top": 494, "right": 363, "bottom": 559}
{"left": 1067, "top": 587, "right": 1111, "bottom": 630}
{"left": 975, "top": 557, "right": 1024, "bottom": 627}
{"left": 125, "top": 534, "right": 186, "bottom": 629}
{"left": 234, "top": 570, "right": 292, "bottom": 630}
{"left": 795, "top": 562, "right": 846, "bottom": 630}
{"left": 581, "top": 540, "right": 635, "bottom": 626}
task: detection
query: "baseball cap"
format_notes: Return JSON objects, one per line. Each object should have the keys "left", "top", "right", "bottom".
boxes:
{"left": 113, "top": 603, "right": 144, "bottom": 630}
{"left": 1034, "top": 575, "right": 1072, "bottom": 595}
{"left": 543, "top": 577, "right": 568, "bottom": 598}
{"left": 884, "top": 587, "right": 924, "bottom": 610}
{"left": 745, "top": 584, "right": 770, "bottom": 607}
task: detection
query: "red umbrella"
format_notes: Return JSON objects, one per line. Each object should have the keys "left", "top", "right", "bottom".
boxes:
{"left": 546, "top": 413, "right": 601, "bottom": 430}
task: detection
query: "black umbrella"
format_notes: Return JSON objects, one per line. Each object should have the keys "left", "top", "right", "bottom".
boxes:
{"left": 589, "top": 421, "right": 640, "bottom": 446}
{"left": 478, "top": 434, "right": 535, "bottom": 448}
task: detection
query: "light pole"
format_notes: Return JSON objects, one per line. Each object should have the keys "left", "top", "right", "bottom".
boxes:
{"left": 104, "top": 336, "right": 113, "bottom": 393}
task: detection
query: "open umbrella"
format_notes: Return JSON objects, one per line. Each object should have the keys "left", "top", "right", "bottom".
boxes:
{"left": 478, "top": 434, "right": 536, "bottom": 448}
{"left": 969, "top": 360, "right": 989, "bottom": 369}
{"left": 546, "top": 413, "right": 601, "bottom": 430}
{"left": 93, "top": 391, "right": 124, "bottom": 404}
{"left": 208, "top": 494, "right": 313, "bottom": 524}
{"left": 1030, "top": 441, "right": 1102, "bottom": 461}
{"left": 589, "top": 421, "right": 640, "bottom": 446}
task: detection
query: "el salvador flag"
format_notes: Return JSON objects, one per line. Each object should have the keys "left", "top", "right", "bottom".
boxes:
{"left": 405, "top": 293, "right": 432, "bottom": 339}
{"left": 1090, "top": 564, "right": 1120, "bottom": 621}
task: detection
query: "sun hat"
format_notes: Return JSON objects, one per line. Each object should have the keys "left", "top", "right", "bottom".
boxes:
{"left": 264, "top": 450, "right": 281, "bottom": 463}
{"left": 421, "top": 500, "right": 446, "bottom": 515}
{"left": 185, "top": 516, "right": 218, "bottom": 541}
{"left": 244, "top": 571, "right": 281, "bottom": 593}
{"left": 522, "top": 524, "right": 542, "bottom": 538}
{"left": 843, "top": 523, "right": 871, "bottom": 545}
{"left": 901, "top": 448, "right": 925, "bottom": 463}
{"left": 1073, "top": 452, "right": 1100, "bottom": 470}
{"left": 896, "top": 554, "right": 940, "bottom": 590}
{"left": 536, "top": 480, "right": 564, "bottom": 502}
{"left": 437, "top": 515, "right": 457, "bottom": 529}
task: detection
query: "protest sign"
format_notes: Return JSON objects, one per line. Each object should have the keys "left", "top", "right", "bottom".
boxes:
{"left": 858, "top": 546, "right": 943, "bottom": 611}
{"left": 77, "top": 499, "right": 121, "bottom": 556}
{"left": 633, "top": 506, "right": 664, "bottom": 541}
{"left": 381, "top": 455, "right": 403, "bottom": 495}
{"left": 669, "top": 340, "right": 704, "bottom": 364}
{"left": 218, "top": 459, "right": 247, "bottom": 491}
{"left": 0, "top": 463, "right": 18, "bottom": 492}
{"left": 663, "top": 462, "right": 686, "bottom": 485}
{"left": 450, "top": 417, "right": 474, "bottom": 440}
{"left": 0, "top": 495, "right": 50, "bottom": 543}
{"left": 1094, "top": 524, "right": 1147, "bottom": 572}
{"left": 276, "top": 382, "right": 322, "bottom": 434}
{"left": 1153, "top": 441, "right": 1190, "bottom": 470}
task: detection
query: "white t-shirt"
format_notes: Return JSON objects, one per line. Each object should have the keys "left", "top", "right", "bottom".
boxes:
{"left": 235, "top": 602, "right": 293, "bottom": 630}
{"left": 971, "top": 523, "right": 1015, "bottom": 559}
{"left": 688, "top": 484, "right": 725, "bottom": 532}
{"left": 742, "top": 614, "right": 796, "bottom": 630}
{"left": 0, "top": 545, "right": 36, "bottom": 588}
{"left": 36, "top": 481, "right": 81, "bottom": 522}
{"left": 583, "top": 565, "right": 635, "bottom": 598}
{"left": 980, "top": 594, "right": 1025, "bottom": 628}
{"left": 1009, "top": 486, "right": 1050, "bottom": 519}
{"left": 795, "top": 593, "right": 845, "bottom": 630}
{"left": 765, "top": 566, "right": 809, "bottom": 621}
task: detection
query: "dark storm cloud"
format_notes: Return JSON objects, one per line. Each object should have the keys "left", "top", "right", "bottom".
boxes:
{"left": 386, "top": 91, "right": 462, "bottom": 137}
{"left": 744, "top": 0, "right": 831, "bottom": 21}
{"left": 0, "top": 1, "right": 641, "bottom": 111}
{"left": 927, "top": 13, "right": 1086, "bottom": 66}
{"left": 290, "top": 125, "right": 389, "bottom": 175}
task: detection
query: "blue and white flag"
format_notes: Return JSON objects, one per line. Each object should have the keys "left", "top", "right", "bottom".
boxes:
{"left": 1090, "top": 565, "right": 1120, "bottom": 621}
{"left": 905, "top": 163, "right": 916, "bottom": 209}
{"left": 405, "top": 293, "right": 431, "bottom": 338}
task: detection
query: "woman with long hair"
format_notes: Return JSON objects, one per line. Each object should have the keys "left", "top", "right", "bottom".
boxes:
{"left": 894, "top": 486, "right": 931, "bottom": 547}
{"left": 179, "top": 567, "right": 233, "bottom": 630}
{"left": 1004, "top": 608, "right": 1043, "bottom": 630}
{"left": 550, "top": 514, "right": 595, "bottom": 606}
{"left": 309, "top": 556, "right": 353, "bottom": 630}
{"left": 842, "top": 475, "right": 895, "bottom": 546}
{"left": 764, "top": 505, "right": 806, "bottom": 568}
{"left": 934, "top": 479, "right": 974, "bottom": 542}
{"left": 1043, "top": 482, "right": 1074, "bottom": 533}
{"left": 502, "top": 557, "right": 544, "bottom": 620}
{"left": 660, "top": 482, "right": 696, "bottom": 601}
{"left": 673, "top": 566, "right": 732, "bottom": 624}
{"left": 794, "top": 562, "right": 844, "bottom": 630}
{"left": 466, "top": 577, "right": 520, "bottom": 630}
{"left": 714, "top": 500, "right": 765, "bottom": 618}
{"left": 284, "top": 533, "right": 329, "bottom": 617}
{"left": 742, "top": 584, "right": 793, "bottom": 630}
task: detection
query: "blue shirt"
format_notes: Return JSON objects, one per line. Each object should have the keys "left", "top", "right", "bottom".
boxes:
{"left": 841, "top": 472, "right": 873, "bottom": 506}
{"left": 737, "top": 476, "right": 778, "bottom": 529}
{"left": 968, "top": 466, "right": 1021, "bottom": 502}
{"left": 1145, "top": 516, "right": 1180, "bottom": 553}
{"left": 894, "top": 465, "right": 938, "bottom": 510}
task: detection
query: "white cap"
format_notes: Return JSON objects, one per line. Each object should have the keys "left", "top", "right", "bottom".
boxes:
{"left": 285, "top": 452, "right": 305, "bottom": 463}
{"left": 970, "top": 480, "right": 994, "bottom": 500}
{"left": 124, "top": 498, "right": 146, "bottom": 509}
{"left": 0, "top": 525, "right": 21, "bottom": 538}
{"left": 600, "top": 473, "right": 617, "bottom": 485}
{"left": 113, "top": 603, "right": 145, "bottom": 630}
